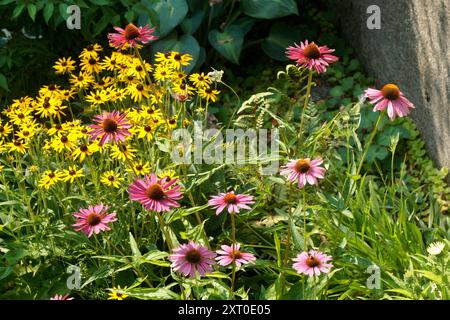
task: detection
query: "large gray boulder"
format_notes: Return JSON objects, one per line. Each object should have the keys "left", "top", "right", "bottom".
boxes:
{"left": 335, "top": 0, "right": 449, "bottom": 169}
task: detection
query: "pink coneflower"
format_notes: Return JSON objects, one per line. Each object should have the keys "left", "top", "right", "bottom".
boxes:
{"left": 89, "top": 110, "right": 132, "bottom": 146}
{"left": 281, "top": 158, "right": 326, "bottom": 188}
{"left": 108, "top": 23, "right": 158, "bottom": 49}
{"left": 364, "top": 84, "right": 415, "bottom": 120}
{"left": 72, "top": 204, "right": 117, "bottom": 238}
{"left": 169, "top": 241, "right": 216, "bottom": 278}
{"left": 128, "top": 173, "right": 183, "bottom": 212}
{"left": 208, "top": 191, "right": 254, "bottom": 215}
{"left": 293, "top": 250, "right": 333, "bottom": 277}
{"left": 216, "top": 244, "right": 256, "bottom": 267}
{"left": 50, "top": 294, "right": 74, "bottom": 300}
{"left": 286, "top": 40, "right": 338, "bottom": 73}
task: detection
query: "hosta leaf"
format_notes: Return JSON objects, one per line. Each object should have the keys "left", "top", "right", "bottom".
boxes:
{"left": 208, "top": 25, "right": 244, "bottom": 64}
{"left": 241, "top": 0, "right": 298, "bottom": 19}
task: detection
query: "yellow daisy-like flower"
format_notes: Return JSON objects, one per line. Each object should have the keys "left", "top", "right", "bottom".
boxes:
{"left": 198, "top": 87, "right": 220, "bottom": 103}
{"left": 140, "top": 105, "right": 162, "bottom": 120}
{"left": 71, "top": 142, "right": 97, "bottom": 162}
{"left": 170, "top": 51, "right": 193, "bottom": 69}
{"left": 7, "top": 139, "right": 28, "bottom": 154}
{"left": 107, "top": 285, "right": 128, "bottom": 300}
{"left": 29, "top": 165, "right": 39, "bottom": 173}
{"left": 128, "top": 59, "right": 151, "bottom": 80}
{"left": 153, "top": 64, "right": 174, "bottom": 82}
{"left": 57, "top": 89, "right": 76, "bottom": 101}
{"left": 154, "top": 51, "right": 174, "bottom": 66}
{"left": 172, "top": 81, "right": 195, "bottom": 97}
{"left": 80, "top": 56, "right": 103, "bottom": 74}
{"left": 136, "top": 123, "right": 154, "bottom": 141}
{"left": 85, "top": 90, "right": 110, "bottom": 106}
{"left": 70, "top": 72, "right": 94, "bottom": 90}
{"left": 38, "top": 169, "right": 63, "bottom": 190}
{"left": 51, "top": 133, "right": 77, "bottom": 153}
{"left": 0, "top": 121, "right": 13, "bottom": 138}
{"left": 110, "top": 143, "right": 137, "bottom": 162}
{"left": 79, "top": 43, "right": 103, "bottom": 60}
{"left": 126, "top": 160, "right": 151, "bottom": 176}
{"left": 108, "top": 88, "right": 128, "bottom": 103}
{"left": 53, "top": 57, "right": 76, "bottom": 74}
{"left": 166, "top": 116, "right": 178, "bottom": 131}
{"left": 46, "top": 123, "right": 66, "bottom": 136}
{"left": 93, "top": 76, "right": 113, "bottom": 90}
{"left": 61, "top": 165, "right": 84, "bottom": 183}
{"left": 16, "top": 128, "right": 35, "bottom": 141}
{"left": 100, "top": 170, "right": 123, "bottom": 188}
{"left": 100, "top": 55, "right": 120, "bottom": 71}
{"left": 8, "top": 109, "right": 33, "bottom": 126}
{"left": 10, "top": 96, "right": 33, "bottom": 110}
{"left": 39, "top": 84, "right": 61, "bottom": 97}
{"left": 126, "top": 83, "right": 150, "bottom": 102}
{"left": 189, "top": 72, "right": 211, "bottom": 89}
{"left": 158, "top": 169, "right": 178, "bottom": 182}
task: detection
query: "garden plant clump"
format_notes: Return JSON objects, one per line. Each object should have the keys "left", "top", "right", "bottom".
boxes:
{"left": 0, "top": 22, "right": 449, "bottom": 300}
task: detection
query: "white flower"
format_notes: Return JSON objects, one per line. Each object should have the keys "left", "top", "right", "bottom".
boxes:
{"left": 207, "top": 68, "right": 224, "bottom": 83}
{"left": 427, "top": 241, "right": 445, "bottom": 255}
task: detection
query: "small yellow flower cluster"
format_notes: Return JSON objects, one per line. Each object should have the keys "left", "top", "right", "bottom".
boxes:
{"left": 0, "top": 42, "right": 217, "bottom": 193}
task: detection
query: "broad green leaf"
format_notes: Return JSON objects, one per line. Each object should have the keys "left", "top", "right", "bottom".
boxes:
{"left": 129, "top": 232, "right": 142, "bottom": 258}
{"left": 180, "top": 10, "right": 204, "bottom": 34}
{"left": 43, "top": 3, "right": 54, "bottom": 24}
{"left": 141, "top": 0, "right": 188, "bottom": 37}
{"left": 125, "top": 287, "right": 180, "bottom": 300}
{"left": 27, "top": 4, "right": 37, "bottom": 21}
{"left": 241, "top": 0, "right": 298, "bottom": 19}
{"left": 12, "top": 3, "right": 25, "bottom": 19}
{"left": 209, "top": 25, "right": 244, "bottom": 64}
{"left": 89, "top": 0, "right": 110, "bottom": 5}
{"left": 262, "top": 23, "right": 315, "bottom": 61}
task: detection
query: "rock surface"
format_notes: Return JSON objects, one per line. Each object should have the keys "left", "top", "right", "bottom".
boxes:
{"left": 335, "top": 0, "right": 449, "bottom": 169}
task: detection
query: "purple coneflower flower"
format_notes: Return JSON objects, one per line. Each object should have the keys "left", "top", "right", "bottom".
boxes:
{"left": 208, "top": 191, "right": 254, "bottom": 215}
{"left": 293, "top": 250, "right": 333, "bottom": 277}
{"left": 128, "top": 173, "right": 183, "bottom": 212}
{"left": 286, "top": 40, "right": 338, "bottom": 73}
{"left": 216, "top": 244, "right": 256, "bottom": 267}
{"left": 72, "top": 204, "right": 117, "bottom": 238}
{"left": 89, "top": 110, "right": 132, "bottom": 146}
{"left": 281, "top": 158, "right": 326, "bottom": 188}
{"left": 50, "top": 294, "right": 74, "bottom": 300}
{"left": 364, "top": 84, "right": 415, "bottom": 120}
{"left": 169, "top": 241, "right": 216, "bottom": 278}
{"left": 108, "top": 23, "right": 158, "bottom": 49}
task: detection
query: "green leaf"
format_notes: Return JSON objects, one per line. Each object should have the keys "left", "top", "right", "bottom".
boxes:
{"left": 27, "top": 4, "right": 37, "bottom": 21}
{"left": 129, "top": 232, "right": 142, "bottom": 258}
{"left": 125, "top": 287, "right": 180, "bottom": 300}
{"left": 142, "top": 0, "right": 188, "bottom": 37}
{"left": 274, "top": 230, "right": 281, "bottom": 268}
{"left": 209, "top": 25, "right": 244, "bottom": 64}
{"left": 180, "top": 10, "right": 204, "bottom": 34}
{"left": 43, "top": 3, "right": 54, "bottom": 24}
{"left": 241, "top": 0, "right": 298, "bottom": 19}
{"left": 262, "top": 23, "right": 315, "bottom": 61}
{"left": 0, "top": 73, "right": 8, "bottom": 91}
{"left": 89, "top": 0, "right": 110, "bottom": 5}
{"left": 330, "top": 86, "right": 344, "bottom": 98}
{"left": 12, "top": 3, "right": 25, "bottom": 19}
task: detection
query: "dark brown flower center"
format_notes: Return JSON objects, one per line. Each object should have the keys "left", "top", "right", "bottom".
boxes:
{"left": 18, "top": 113, "right": 24, "bottom": 119}
{"left": 14, "top": 140, "right": 22, "bottom": 146}
{"left": 174, "top": 53, "right": 182, "bottom": 61}
{"left": 136, "top": 65, "right": 143, "bottom": 71}
{"left": 223, "top": 193, "right": 237, "bottom": 204}
{"left": 305, "top": 255, "right": 320, "bottom": 268}
{"left": 60, "top": 135, "right": 68, "bottom": 143}
{"left": 22, "top": 130, "right": 30, "bottom": 136}
{"left": 86, "top": 44, "right": 94, "bottom": 51}
{"left": 108, "top": 175, "right": 115, "bottom": 181}
{"left": 69, "top": 170, "right": 76, "bottom": 175}
{"left": 0, "top": 126, "right": 4, "bottom": 132}
{"left": 49, "top": 84, "right": 56, "bottom": 90}
{"left": 136, "top": 84, "right": 144, "bottom": 91}
{"left": 232, "top": 250, "right": 242, "bottom": 260}
{"left": 136, "top": 165, "right": 143, "bottom": 171}
{"left": 205, "top": 88, "right": 212, "bottom": 94}
{"left": 169, "top": 118, "right": 176, "bottom": 125}
{"left": 86, "top": 213, "right": 102, "bottom": 226}
{"left": 124, "top": 23, "right": 140, "bottom": 40}
{"left": 295, "top": 159, "right": 310, "bottom": 173}
{"left": 185, "top": 249, "right": 202, "bottom": 264}
{"left": 303, "top": 42, "right": 321, "bottom": 60}
{"left": 102, "top": 118, "right": 118, "bottom": 133}
{"left": 146, "top": 184, "right": 165, "bottom": 200}
{"left": 89, "top": 58, "right": 97, "bottom": 65}
{"left": 61, "top": 61, "right": 67, "bottom": 66}
{"left": 381, "top": 84, "right": 400, "bottom": 101}
{"left": 80, "top": 144, "right": 88, "bottom": 152}
{"left": 144, "top": 125, "right": 152, "bottom": 132}
{"left": 48, "top": 172, "right": 55, "bottom": 178}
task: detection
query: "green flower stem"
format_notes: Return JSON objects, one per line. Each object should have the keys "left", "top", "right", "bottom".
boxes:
{"left": 356, "top": 111, "right": 385, "bottom": 177}
{"left": 230, "top": 212, "right": 237, "bottom": 299}
{"left": 298, "top": 69, "right": 314, "bottom": 145}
